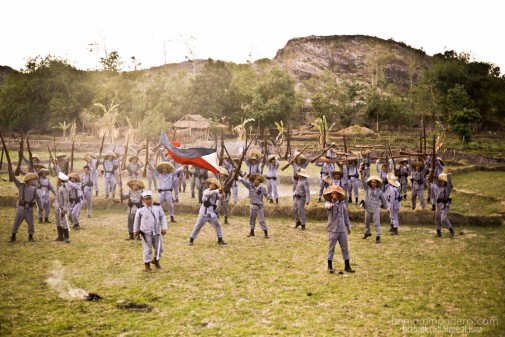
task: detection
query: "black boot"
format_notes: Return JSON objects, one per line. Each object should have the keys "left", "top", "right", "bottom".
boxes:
{"left": 431, "top": 204, "right": 436, "bottom": 211}
{"left": 55, "top": 227, "right": 63, "bottom": 241}
{"left": 38, "top": 218, "right": 43, "bottom": 224}
{"left": 355, "top": 197, "right": 358, "bottom": 204}
{"left": 362, "top": 233, "right": 372, "bottom": 239}
{"left": 344, "top": 259, "right": 355, "bottom": 273}
{"left": 144, "top": 262, "right": 152, "bottom": 273}
{"left": 348, "top": 196, "right": 352, "bottom": 203}
{"left": 45, "top": 218, "right": 51, "bottom": 223}
{"left": 427, "top": 196, "right": 431, "bottom": 203}
{"left": 388, "top": 224, "right": 394, "bottom": 233}
{"left": 449, "top": 227, "right": 455, "bottom": 238}
{"left": 435, "top": 230, "right": 442, "bottom": 237}
{"left": 170, "top": 216, "right": 176, "bottom": 223}
{"left": 28, "top": 234, "right": 34, "bottom": 242}
{"left": 269, "top": 199, "right": 273, "bottom": 204}
{"left": 390, "top": 227, "right": 398, "bottom": 235}
{"left": 301, "top": 224, "right": 306, "bottom": 230}
{"left": 327, "top": 260, "right": 334, "bottom": 274}
{"left": 217, "top": 237, "right": 227, "bottom": 245}
{"left": 63, "top": 229, "right": 71, "bottom": 243}
{"left": 275, "top": 198, "right": 278, "bottom": 204}
{"left": 188, "top": 237, "right": 194, "bottom": 246}
{"left": 73, "top": 223, "right": 80, "bottom": 230}
{"left": 8, "top": 233, "right": 16, "bottom": 243}
{"left": 318, "top": 197, "right": 321, "bottom": 202}
{"left": 375, "top": 235, "right": 381, "bottom": 244}
{"left": 152, "top": 259, "right": 162, "bottom": 269}
{"left": 294, "top": 220, "right": 301, "bottom": 229}
{"left": 264, "top": 230, "right": 269, "bottom": 239}
{"left": 247, "top": 229, "right": 255, "bottom": 237}
{"left": 224, "top": 216, "right": 229, "bottom": 224}
{"left": 126, "top": 232, "right": 134, "bottom": 241}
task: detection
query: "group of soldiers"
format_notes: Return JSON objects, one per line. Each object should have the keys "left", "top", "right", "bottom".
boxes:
{"left": 4, "top": 141, "right": 454, "bottom": 274}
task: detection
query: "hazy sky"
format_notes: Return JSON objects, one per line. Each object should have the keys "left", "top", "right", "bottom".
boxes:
{"left": 2, "top": 0, "right": 503, "bottom": 73}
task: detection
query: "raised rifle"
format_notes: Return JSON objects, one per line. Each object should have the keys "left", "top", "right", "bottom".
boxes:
{"left": 225, "top": 137, "right": 254, "bottom": 191}
{"left": 14, "top": 136, "right": 24, "bottom": 176}
{"left": 142, "top": 139, "right": 149, "bottom": 178}
{"left": 219, "top": 133, "right": 224, "bottom": 166}
{"left": 0, "top": 131, "right": 13, "bottom": 181}
{"left": 280, "top": 144, "right": 309, "bottom": 171}
{"left": 70, "top": 140, "right": 75, "bottom": 173}
{"left": 427, "top": 135, "right": 437, "bottom": 184}
{"left": 310, "top": 142, "right": 335, "bottom": 164}
{"left": 26, "top": 137, "right": 34, "bottom": 172}
{"left": 96, "top": 134, "right": 105, "bottom": 170}
{"left": 122, "top": 135, "right": 129, "bottom": 171}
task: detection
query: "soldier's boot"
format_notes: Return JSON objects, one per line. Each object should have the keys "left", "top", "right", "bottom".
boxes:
{"left": 327, "top": 260, "right": 335, "bottom": 274}
{"left": 403, "top": 195, "right": 407, "bottom": 200}
{"left": 63, "top": 229, "right": 71, "bottom": 243}
{"left": 170, "top": 216, "right": 176, "bottom": 223}
{"left": 247, "top": 229, "right": 255, "bottom": 237}
{"left": 126, "top": 232, "right": 134, "bottom": 241}
{"left": 427, "top": 196, "right": 431, "bottom": 204}
{"left": 301, "top": 224, "right": 306, "bottom": 230}
{"left": 188, "top": 237, "right": 194, "bottom": 246}
{"left": 390, "top": 227, "right": 398, "bottom": 235}
{"left": 435, "top": 230, "right": 442, "bottom": 238}
{"left": 45, "top": 218, "right": 52, "bottom": 223}
{"left": 73, "top": 223, "right": 80, "bottom": 230}
{"left": 264, "top": 230, "right": 269, "bottom": 239}
{"left": 294, "top": 220, "right": 302, "bottom": 229}
{"left": 55, "top": 227, "right": 63, "bottom": 241}
{"left": 144, "top": 263, "right": 152, "bottom": 273}
{"left": 318, "top": 197, "right": 321, "bottom": 203}
{"left": 8, "top": 233, "right": 16, "bottom": 243}
{"left": 217, "top": 237, "right": 227, "bottom": 245}
{"left": 449, "top": 227, "right": 455, "bottom": 238}
{"left": 275, "top": 198, "right": 278, "bottom": 204}
{"left": 362, "top": 233, "right": 372, "bottom": 239}
{"left": 344, "top": 259, "right": 355, "bottom": 273}
{"left": 38, "top": 218, "right": 43, "bottom": 224}
{"left": 388, "top": 224, "right": 394, "bottom": 233}
{"left": 431, "top": 204, "right": 436, "bottom": 211}
{"left": 269, "top": 198, "right": 273, "bottom": 204}
{"left": 224, "top": 216, "right": 229, "bottom": 225}
{"left": 348, "top": 196, "right": 352, "bottom": 203}
{"left": 152, "top": 259, "right": 162, "bottom": 269}
{"left": 355, "top": 197, "right": 358, "bottom": 204}
{"left": 28, "top": 234, "right": 34, "bottom": 242}
{"left": 375, "top": 235, "right": 381, "bottom": 244}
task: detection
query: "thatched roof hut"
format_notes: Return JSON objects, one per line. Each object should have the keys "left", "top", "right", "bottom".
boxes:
{"left": 173, "top": 114, "right": 227, "bottom": 140}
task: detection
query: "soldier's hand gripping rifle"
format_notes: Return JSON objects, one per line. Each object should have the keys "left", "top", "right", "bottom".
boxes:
{"left": 0, "top": 131, "right": 13, "bottom": 181}
{"left": 142, "top": 139, "right": 149, "bottom": 178}
{"left": 95, "top": 135, "right": 106, "bottom": 170}
{"left": 310, "top": 142, "right": 335, "bottom": 164}
{"left": 225, "top": 137, "right": 254, "bottom": 192}
{"left": 14, "top": 136, "right": 24, "bottom": 176}
{"left": 280, "top": 144, "right": 309, "bottom": 171}
{"left": 69, "top": 140, "right": 75, "bottom": 173}
{"left": 26, "top": 137, "right": 34, "bottom": 172}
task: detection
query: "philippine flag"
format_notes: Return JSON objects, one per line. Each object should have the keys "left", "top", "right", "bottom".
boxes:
{"left": 159, "top": 131, "right": 220, "bottom": 174}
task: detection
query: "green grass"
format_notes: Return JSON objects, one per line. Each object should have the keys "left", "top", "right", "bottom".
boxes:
{"left": 0, "top": 206, "right": 504, "bottom": 336}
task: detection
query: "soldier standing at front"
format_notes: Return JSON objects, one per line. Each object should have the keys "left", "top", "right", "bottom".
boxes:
{"left": 151, "top": 161, "right": 183, "bottom": 222}
{"left": 8, "top": 171, "right": 42, "bottom": 243}
{"left": 99, "top": 152, "right": 117, "bottom": 199}
{"left": 54, "top": 172, "right": 71, "bottom": 243}
{"left": 408, "top": 158, "right": 428, "bottom": 210}
{"left": 293, "top": 168, "right": 311, "bottom": 230}
{"left": 265, "top": 155, "right": 280, "bottom": 204}
{"left": 323, "top": 185, "right": 355, "bottom": 274}
{"left": 360, "top": 174, "right": 388, "bottom": 244}
{"left": 37, "top": 167, "right": 56, "bottom": 223}
{"left": 133, "top": 191, "right": 168, "bottom": 272}
{"left": 238, "top": 173, "right": 270, "bottom": 239}
{"left": 433, "top": 172, "right": 455, "bottom": 238}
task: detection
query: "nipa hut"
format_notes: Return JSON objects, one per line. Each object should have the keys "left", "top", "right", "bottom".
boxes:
{"left": 173, "top": 114, "right": 227, "bottom": 140}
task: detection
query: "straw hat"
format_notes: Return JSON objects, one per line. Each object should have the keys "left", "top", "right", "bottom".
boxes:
{"left": 247, "top": 148, "right": 262, "bottom": 161}
{"left": 399, "top": 158, "right": 408, "bottom": 164}
{"left": 297, "top": 168, "right": 309, "bottom": 178}
{"left": 23, "top": 172, "right": 39, "bottom": 183}
{"left": 68, "top": 172, "right": 81, "bottom": 182}
{"left": 206, "top": 177, "right": 222, "bottom": 189}
{"left": 293, "top": 152, "right": 307, "bottom": 164}
{"left": 366, "top": 175, "right": 383, "bottom": 187}
{"left": 56, "top": 153, "right": 67, "bottom": 159}
{"left": 84, "top": 152, "right": 96, "bottom": 159}
{"left": 38, "top": 168, "right": 50, "bottom": 175}
{"left": 128, "top": 155, "right": 139, "bottom": 163}
{"left": 127, "top": 179, "right": 145, "bottom": 189}
{"left": 413, "top": 161, "right": 423, "bottom": 169}
{"left": 34, "top": 163, "right": 46, "bottom": 170}
{"left": 248, "top": 173, "right": 265, "bottom": 183}
{"left": 267, "top": 154, "right": 277, "bottom": 162}
{"left": 331, "top": 168, "right": 344, "bottom": 177}
{"left": 31, "top": 154, "right": 40, "bottom": 160}
{"left": 438, "top": 173, "right": 448, "bottom": 183}
{"left": 104, "top": 151, "right": 116, "bottom": 159}
{"left": 323, "top": 175, "right": 333, "bottom": 185}
{"left": 323, "top": 185, "right": 346, "bottom": 201}
{"left": 218, "top": 166, "right": 229, "bottom": 176}
{"left": 387, "top": 174, "right": 400, "bottom": 188}
{"left": 156, "top": 162, "right": 174, "bottom": 173}
{"left": 83, "top": 154, "right": 92, "bottom": 162}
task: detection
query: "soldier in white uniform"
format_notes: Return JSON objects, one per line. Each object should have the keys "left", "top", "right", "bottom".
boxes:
{"left": 37, "top": 168, "right": 56, "bottom": 223}
{"left": 133, "top": 191, "right": 168, "bottom": 272}
{"left": 8, "top": 172, "right": 42, "bottom": 243}
{"left": 188, "top": 178, "right": 227, "bottom": 246}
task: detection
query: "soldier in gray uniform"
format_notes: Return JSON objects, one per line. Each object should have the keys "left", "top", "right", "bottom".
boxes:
{"left": 238, "top": 173, "right": 270, "bottom": 238}
{"left": 122, "top": 179, "right": 144, "bottom": 240}
{"left": 188, "top": 178, "right": 227, "bottom": 245}
{"left": 99, "top": 152, "right": 117, "bottom": 199}
{"left": 147, "top": 152, "right": 158, "bottom": 192}
{"left": 346, "top": 159, "right": 360, "bottom": 205}
{"left": 37, "top": 168, "right": 56, "bottom": 223}
{"left": 408, "top": 158, "right": 428, "bottom": 210}
{"left": 323, "top": 185, "right": 355, "bottom": 274}
{"left": 83, "top": 153, "right": 99, "bottom": 196}
{"left": 245, "top": 148, "right": 263, "bottom": 176}
{"left": 80, "top": 165, "right": 94, "bottom": 218}
{"left": 375, "top": 159, "right": 394, "bottom": 193}
{"left": 396, "top": 158, "right": 411, "bottom": 200}
{"left": 133, "top": 190, "right": 168, "bottom": 272}
{"left": 8, "top": 171, "right": 42, "bottom": 243}
{"left": 293, "top": 168, "right": 311, "bottom": 230}
{"left": 288, "top": 151, "right": 310, "bottom": 191}
{"left": 151, "top": 162, "right": 184, "bottom": 222}
{"left": 427, "top": 156, "right": 444, "bottom": 211}
{"left": 216, "top": 166, "right": 231, "bottom": 225}
{"left": 54, "top": 153, "right": 69, "bottom": 174}
{"left": 265, "top": 155, "right": 280, "bottom": 204}
{"left": 360, "top": 174, "right": 388, "bottom": 244}
{"left": 67, "top": 172, "right": 83, "bottom": 230}
{"left": 169, "top": 159, "right": 182, "bottom": 203}
{"left": 386, "top": 174, "right": 401, "bottom": 235}
{"left": 126, "top": 155, "right": 144, "bottom": 179}
{"left": 315, "top": 158, "right": 335, "bottom": 203}
{"left": 360, "top": 152, "right": 372, "bottom": 180}
{"left": 433, "top": 172, "right": 455, "bottom": 238}
{"left": 55, "top": 172, "right": 71, "bottom": 243}
{"left": 331, "top": 165, "right": 349, "bottom": 194}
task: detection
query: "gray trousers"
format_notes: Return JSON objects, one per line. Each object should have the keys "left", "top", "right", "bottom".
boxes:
{"left": 364, "top": 209, "right": 381, "bottom": 236}
{"left": 159, "top": 191, "right": 175, "bottom": 216}
{"left": 69, "top": 201, "right": 83, "bottom": 225}
{"left": 55, "top": 209, "right": 69, "bottom": 230}
{"left": 147, "top": 173, "right": 158, "bottom": 191}
{"left": 37, "top": 194, "right": 51, "bottom": 219}
{"left": 348, "top": 179, "right": 359, "bottom": 199}
{"left": 249, "top": 207, "right": 267, "bottom": 231}
{"left": 389, "top": 208, "right": 399, "bottom": 228}
{"left": 328, "top": 231, "right": 349, "bottom": 261}
{"left": 218, "top": 193, "right": 230, "bottom": 217}
{"left": 141, "top": 233, "right": 163, "bottom": 263}
{"left": 411, "top": 188, "right": 426, "bottom": 209}
{"left": 435, "top": 204, "right": 452, "bottom": 230}
{"left": 12, "top": 205, "right": 35, "bottom": 234}
{"left": 83, "top": 190, "right": 92, "bottom": 216}
{"left": 190, "top": 215, "right": 223, "bottom": 239}
{"left": 267, "top": 179, "right": 278, "bottom": 199}
{"left": 104, "top": 176, "right": 116, "bottom": 197}
{"left": 172, "top": 178, "right": 180, "bottom": 200}
{"left": 293, "top": 198, "right": 307, "bottom": 225}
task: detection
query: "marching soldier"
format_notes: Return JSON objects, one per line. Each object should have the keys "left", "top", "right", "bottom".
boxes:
{"left": 37, "top": 167, "right": 56, "bottom": 223}
{"left": 238, "top": 173, "right": 270, "bottom": 239}
{"left": 122, "top": 179, "right": 144, "bottom": 240}
{"left": 360, "top": 174, "right": 388, "bottom": 244}
{"left": 265, "top": 155, "right": 280, "bottom": 204}
{"left": 434, "top": 171, "right": 455, "bottom": 238}
{"left": 151, "top": 161, "right": 184, "bottom": 222}
{"left": 126, "top": 155, "right": 144, "bottom": 179}
{"left": 427, "top": 156, "right": 445, "bottom": 211}
{"left": 188, "top": 177, "right": 227, "bottom": 246}
{"left": 8, "top": 171, "right": 42, "bottom": 243}
{"left": 133, "top": 191, "right": 168, "bottom": 272}
{"left": 293, "top": 168, "right": 311, "bottom": 229}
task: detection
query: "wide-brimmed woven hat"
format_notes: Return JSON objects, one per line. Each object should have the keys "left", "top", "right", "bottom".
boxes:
{"left": 206, "top": 177, "right": 222, "bottom": 189}
{"left": 218, "top": 166, "right": 229, "bottom": 176}
{"left": 366, "top": 175, "right": 383, "bottom": 187}
{"left": 128, "top": 155, "right": 139, "bottom": 162}
{"left": 156, "top": 162, "right": 174, "bottom": 173}
{"left": 323, "top": 185, "right": 346, "bottom": 201}
{"left": 248, "top": 173, "right": 265, "bottom": 183}
{"left": 331, "top": 168, "right": 344, "bottom": 177}
{"left": 38, "top": 168, "right": 50, "bottom": 175}
{"left": 104, "top": 151, "right": 116, "bottom": 159}
{"left": 23, "top": 172, "right": 39, "bottom": 183}
{"left": 297, "top": 168, "right": 309, "bottom": 178}
{"left": 247, "top": 148, "right": 262, "bottom": 161}
{"left": 293, "top": 152, "right": 307, "bottom": 164}
{"left": 267, "top": 155, "right": 277, "bottom": 162}
{"left": 68, "top": 172, "right": 81, "bottom": 182}
{"left": 127, "top": 179, "right": 145, "bottom": 189}
{"left": 387, "top": 173, "right": 400, "bottom": 188}
{"left": 438, "top": 173, "right": 448, "bottom": 183}
{"left": 56, "top": 153, "right": 67, "bottom": 159}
